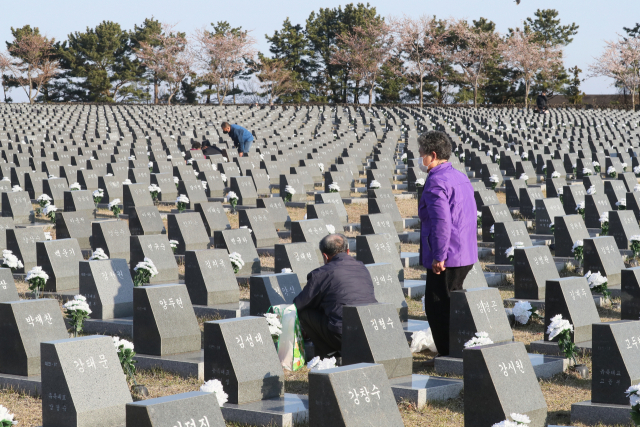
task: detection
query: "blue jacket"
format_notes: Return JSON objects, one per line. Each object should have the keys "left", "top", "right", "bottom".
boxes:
{"left": 227, "top": 124, "right": 254, "bottom": 153}
{"left": 293, "top": 253, "right": 377, "bottom": 334}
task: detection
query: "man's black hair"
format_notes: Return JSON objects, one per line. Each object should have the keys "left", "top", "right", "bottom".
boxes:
{"left": 319, "top": 233, "right": 348, "bottom": 257}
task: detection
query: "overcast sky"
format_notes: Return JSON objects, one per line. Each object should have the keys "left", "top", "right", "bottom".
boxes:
{"left": 2, "top": 0, "right": 638, "bottom": 103}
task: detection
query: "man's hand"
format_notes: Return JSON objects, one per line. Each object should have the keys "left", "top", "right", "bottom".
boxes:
{"left": 239, "top": 152, "right": 244, "bottom": 157}
{"left": 432, "top": 260, "right": 446, "bottom": 275}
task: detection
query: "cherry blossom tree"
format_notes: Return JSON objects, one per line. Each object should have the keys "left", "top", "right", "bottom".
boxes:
{"left": 450, "top": 20, "right": 502, "bottom": 107}
{"left": 256, "top": 57, "right": 299, "bottom": 104}
{"left": 589, "top": 35, "right": 640, "bottom": 111}
{"left": 135, "top": 24, "right": 194, "bottom": 105}
{"left": 500, "top": 28, "right": 563, "bottom": 108}
{"left": 330, "top": 22, "right": 395, "bottom": 108}
{"left": 6, "top": 32, "right": 60, "bottom": 104}
{"left": 193, "top": 27, "right": 256, "bottom": 105}
{"left": 391, "top": 15, "right": 451, "bottom": 108}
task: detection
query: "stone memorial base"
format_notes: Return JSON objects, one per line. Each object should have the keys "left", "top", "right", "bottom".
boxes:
{"left": 529, "top": 340, "right": 592, "bottom": 356}
{"left": 400, "top": 252, "right": 420, "bottom": 267}
{"left": 221, "top": 393, "right": 309, "bottom": 427}
{"left": 435, "top": 353, "right": 567, "bottom": 378}
{"left": 389, "top": 375, "right": 463, "bottom": 408}
{"left": 26, "top": 288, "right": 79, "bottom": 302}
{"left": 571, "top": 400, "right": 631, "bottom": 426}
{"left": 484, "top": 264, "right": 514, "bottom": 273}
{"left": 402, "top": 280, "right": 425, "bottom": 298}
{"left": 192, "top": 302, "right": 250, "bottom": 319}
{"left": 0, "top": 373, "right": 41, "bottom": 396}
{"left": 83, "top": 317, "right": 133, "bottom": 336}
{"left": 504, "top": 297, "right": 546, "bottom": 309}
{"left": 134, "top": 350, "right": 204, "bottom": 380}
{"left": 403, "top": 319, "right": 430, "bottom": 340}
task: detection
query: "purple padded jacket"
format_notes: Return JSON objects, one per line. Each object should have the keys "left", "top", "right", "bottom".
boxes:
{"left": 419, "top": 162, "right": 478, "bottom": 268}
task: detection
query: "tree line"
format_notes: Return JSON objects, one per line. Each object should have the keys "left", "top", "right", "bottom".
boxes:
{"left": 0, "top": 4, "right": 638, "bottom": 108}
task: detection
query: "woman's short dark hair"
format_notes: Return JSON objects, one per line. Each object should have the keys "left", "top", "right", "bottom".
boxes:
{"left": 191, "top": 142, "right": 202, "bottom": 149}
{"left": 417, "top": 131, "right": 452, "bottom": 160}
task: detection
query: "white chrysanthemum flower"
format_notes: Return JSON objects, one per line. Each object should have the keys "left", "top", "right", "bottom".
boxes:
{"left": 464, "top": 331, "right": 493, "bottom": 348}
{"left": 264, "top": 312, "right": 282, "bottom": 336}
{"left": 148, "top": 184, "right": 162, "bottom": 193}
{"left": 26, "top": 266, "right": 49, "bottom": 282}
{"left": 175, "top": 194, "right": 190, "bottom": 204}
{"left": 108, "top": 199, "right": 121, "bottom": 209}
{"left": 148, "top": 162, "right": 153, "bottom": 168}
{"left": 504, "top": 242, "right": 525, "bottom": 258}
{"left": 229, "top": 252, "right": 245, "bottom": 270}
{"left": 169, "top": 240, "right": 179, "bottom": 249}
{"left": 63, "top": 295, "right": 92, "bottom": 315}
{"left": 2, "top": 250, "right": 23, "bottom": 270}
{"left": 281, "top": 268, "right": 293, "bottom": 274}
{"left": 134, "top": 257, "right": 159, "bottom": 277}
{"left": 122, "top": 179, "right": 132, "bottom": 185}
{"left": 512, "top": 301, "right": 533, "bottom": 325}
{"left": 630, "top": 235, "right": 640, "bottom": 243}
{"left": 105, "top": 173, "right": 113, "bottom": 177}
{"left": 551, "top": 171, "right": 560, "bottom": 178}
{"left": 42, "top": 204, "right": 58, "bottom": 215}
{"left": 181, "top": 152, "right": 186, "bottom": 157}
{"left": 0, "top": 177, "right": 9, "bottom": 182}
{"left": 519, "top": 173, "right": 528, "bottom": 181}
{"left": 575, "top": 201, "right": 585, "bottom": 211}
{"left": 167, "top": 155, "right": 173, "bottom": 160}
{"left": 489, "top": 175, "right": 499, "bottom": 183}
{"left": 201, "top": 180, "right": 207, "bottom": 189}
{"left": 128, "top": 155, "right": 136, "bottom": 160}
{"left": 200, "top": 379, "right": 228, "bottom": 407}
{"left": 11, "top": 185, "right": 22, "bottom": 192}
{"left": 37, "top": 194, "right": 52, "bottom": 203}
{"left": 93, "top": 189, "right": 104, "bottom": 198}
{"left": 547, "top": 314, "right": 573, "bottom": 340}
{"left": 318, "top": 163, "right": 325, "bottom": 172}
{"left": 490, "top": 224, "right": 494, "bottom": 233}
{"left": 415, "top": 178, "right": 425, "bottom": 186}
{"left": 173, "top": 176, "right": 179, "bottom": 184}
{"left": 285, "top": 185, "right": 296, "bottom": 195}
{"left": 607, "top": 166, "right": 617, "bottom": 174}
{"left": 584, "top": 270, "right": 608, "bottom": 289}
{"left": 220, "top": 173, "right": 227, "bottom": 183}
{"left": 89, "top": 248, "right": 109, "bottom": 260}
{"left": 592, "top": 161, "right": 600, "bottom": 167}
{"left": 582, "top": 168, "right": 593, "bottom": 175}
{"left": 617, "top": 198, "right": 627, "bottom": 207}
{"left": 328, "top": 183, "right": 340, "bottom": 192}
{"left": 307, "top": 356, "right": 337, "bottom": 371}
{"left": 44, "top": 232, "right": 52, "bottom": 240}
{"left": 599, "top": 212, "right": 609, "bottom": 224}
{"left": 227, "top": 191, "right": 238, "bottom": 201}
{"left": 187, "top": 159, "right": 194, "bottom": 165}
{"left": 369, "top": 180, "right": 381, "bottom": 189}
{"left": 0, "top": 404, "right": 17, "bottom": 425}
{"left": 572, "top": 240, "right": 583, "bottom": 252}
{"left": 587, "top": 185, "right": 596, "bottom": 195}
{"left": 70, "top": 182, "right": 82, "bottom": 191}
{"left": 521, "top": 153, "right": 528, "bottom": 159}
{"left": 240, "top": 226, "right": 252, "bottom": 234}
{"left": 510, "top": 413, "right": 531, "bottom": 424}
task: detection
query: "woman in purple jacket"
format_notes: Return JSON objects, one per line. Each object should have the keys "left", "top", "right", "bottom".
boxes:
{"left": 418, "top": 131, "right": 478, "bottom": 357}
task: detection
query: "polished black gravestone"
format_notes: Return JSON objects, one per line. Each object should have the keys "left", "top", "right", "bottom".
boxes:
{"left": 129, "top": 235, "right": 179, "bottom": 284}
{"left": 365, "top": 262, "right": 408, "bottom": 321}
{"left": 256, "top": 197, "right": 290, "bottom": 230}
{"left": 195, "top": 202, "right": 231, "bottom": 237}
{"left": 128, "top": 206, "right": 165, "bottom": 236}
{"left": 0, "top": 299, "right": 68, "bottom": 376}
{"left": 360, "top": 213, "right": 401, "bottom": 251}
{"left": 535, "top": 198, "right": 565, "bottom": 235}
{"left": 290, "top": 219, "right": 329, "bottom": 256}
{"left": 621, "top": 267, "right": 640, "bottom": 320}
{"left": 0, "top": 217, "right": 14, "bottom": 252}
{"left": 481, "top": 204, "right": 512, "bottom": 243}
{"left": 553, "top": 215, "right": 590, "bottom": 257}
{"left": 0, "top": 268, "right": 18, "bottom": 302}
{"left": 177, "top": 180, "right": 208, "bottom": 209}
{"left": 249, "top": 272, "right": 301, "bottom": 316}
{"left": 56, "top": 212, "right": 92, "bottom": 249}
{"left": 123, "top": 183, "right": 153, "bottom": 215}
{"left": 505, "top": 180, "right": 527, "bottom": 208}
{"left": 514, "top": 246, "right": 558, "bottom": 300}
{"left": 79, "top": 259, "right": 133, "bottom": 319}
{"left": 63, "top": 190, "right": 94, "bottom": 216}
{"left": 167, "top": 213, "right": 210, "bottom": 255}
{"left": 342, "top": 303, "right": 412, "bottom": 378}
{"left": 608, "top": 210, "right": 640, "bottom": 250}
{"left": 584, "top": 194, "right": 612, "bottom": 228}
{"left": 36, "top": 238, "right": 84, "bottom": 292}
{"left": 562, "top": 185, "right": 586, "bottom": 216}
{"left": 230, "top": 176, "right": 258, "bottom": 206}
{"left": 314, "top": 193, "right": 348, "bottom": 225}
{"left": 239, "top": 208, "right": 279, "bottom": 248}
{"left": 133, "top": 284, "right": 201, "bottom": 356}
{"left": 41, "top": 335, "right": 132, "bottom": 427}
{"left": 308, "top": 363, "right": 404, "bottom": 427}
{"left": 464, "top": 342, "right": 548, "bottom": 427}
{"left": 493, "top": 222, "right": 533, "bottom": 265}
{"left": 6, "top": 227, "right": 46, "bottom": 273}
{"left": 212, "top": 229, "right": 261, "bottom": 276}
{"left": 125, "top": 391, "right": 225, "bottom": 427}
{"left": 2, "top": 191, "right": 33, "bottom": 224}
{"left": 307, "top": 203, "right": 344, "bottom": 234}
{"left": 356, "top": 234, "right": 404, "bottom": 282}
{"left": 91, "top": 220, "right": 131, "bottom": 262}
{"left": 475, "top": 189, "right": 500, "bottom": 211}
{"left": 368, "top": 195, "right": 403, "bottom": 233}
{"left": 184, "top": 249, "right": 240, "bottom": 306}
{"left": 274, "top": 242, "right": 321, "bottom": 287}
{"left": 583, "top": 236, "right": 625, "bottom": 291}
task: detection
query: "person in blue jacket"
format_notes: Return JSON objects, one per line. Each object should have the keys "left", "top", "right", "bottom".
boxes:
{"left": 221, "top": 122, "right": 254, "bottom": 157}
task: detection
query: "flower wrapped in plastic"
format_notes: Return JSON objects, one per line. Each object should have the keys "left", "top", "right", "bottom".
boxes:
{"left": 401, "top": 153, "right": 407, "bottom": 164}
{"left": 607, "top": 166, "right": 617, "bottom": 178}
{"left": 572, "top": 240, "right": 584, "bottom": 264}
{"left": 630, "top": 235, "right": 640, "bottom": 259}
{"left": 264, "top": 312, "right": 282, "bottom": 340}
{"left": 599, "top": 212, "right": 609, "bottom": 235}
{"left": 326, "top": 224, "right": 336, "bottom": 234}
{"left": 551, "top": 171, "right": 560, "bottom": 178}
{"left": 133, "top": 257, "right": 158, "bottom": 287}
{"left": 89, "top": 248, "right": 109, "bottom": 260}
{"left": 489, "top": 175, "right": 499, "bottom": 190}
{"left": 37, "top": 194, "right": 52, "bottom": 213}
{"left": 11, "top": 185, "right": 22, "bottom": 192}
{"left": 0, "top": 404, "right": 17, "bottom": 426}
{"left": 616, "top": 198, "right": 627, "bottom": 210}
{"left": 575, "top": 201, "right": 585, "bottom": 219}
{"left": 227, "top": 191, "right": 238, "bottom": 213}
{"left": 626, "top": 384, "right": 640, "bottom": 425}
{"left": 307, "top": 356, "right": 337, "bottom": 371}
{"left": 582, "top": 168, "right": 592, "bottom": 177}
{"left": 122, "top": 179, "right": 132, "bottom": 185}
{"left": 519, "top": 173, "right": 528, "bottom": 181}
{"left": 92, "top": 189, "right": 104, "bottom": 206}
{"left": 586, "top": 185, "right": 596, "bottom": 195}
{"left": 42, "top": 204, "right": 57, "bottom": 223}
{"left": 415, "top": 178, "right": 425, "bottom": 187}
{"left": 173, "top": 176, "right": 179, "bottom": 188}
{"left": 593, "top": 161, "right": 601, "bottom": 173}
{"left": 512, "top": 300, "right": 540, "bottom": 325}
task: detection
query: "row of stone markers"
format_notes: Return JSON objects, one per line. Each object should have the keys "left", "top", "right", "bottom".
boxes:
{"left": 0, "top": 102, "right": 639, "bottom": 427}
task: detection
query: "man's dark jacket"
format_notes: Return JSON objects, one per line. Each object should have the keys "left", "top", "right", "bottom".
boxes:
{"left": 293, "top": 253, "right": 377, "bottom": 335}
{"left": 536, "top": 94, "right": 548, "bottom": 109}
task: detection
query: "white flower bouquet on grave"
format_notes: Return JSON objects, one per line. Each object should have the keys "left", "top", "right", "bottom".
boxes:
{"left": 635, "top": 166, "right": 640, "bottom": 178}
{"left": 128, "top": 155, "right": 136, "bottom": 161}
{"left": 70, "top": 182, "right": 81, "bottom": 191}
{"left": 572, "top": 163, "right": 577, "bottom": 174}
{"left": 227, "top": 191, "right": 238, "bottom": 213}
{"left": 477, "top": 211, "right": 482, "bottom": 228}
{"left": 623, "top": 162, "right": 628, "bottom": 172}
{"left": 169, "top": 240, "right": 179, "bottom": 253}
{"left": 284, "top": 185, "right": 296, "bottom": 202}
{"left": 586, "top": 185, "right": 596, "bottom": 195}
{"left": 607, "top": 166, "right": 617, "bottom": 178}
{"left": 201, "top": 180, "right": 207, "bottom": 190}
{"left": 63, "top": 295, "right": 92, "bottom": 338}
{"left": 0, "top": 177, "right": 8, "bottom": 182}
{"left": 281, "top": 268, "right": 292, "bottom": 273}
{"left": 1, "top": 249, "right": 23, "bottom": 272}
{"left": 229, "top": 252, "right": 244, "bottom": 274}
{"left": 37, "top": 193, "right": 52, "bottom": 214}
{"left": 572, "top": 240, "right": 584, "bottom": 264}
{"left": 584, "top": 270, "right": 610, "bottom": 299}
{"left": 630, "top": 235, "right": 640, "bottom": 259}
{"left": 49, "top": 174, "right": 58, "bottom": 178}
{"left": 307, "top": 356, "right": 337, "bottom": 371}
{"left": 148, "top": 184, "right": 161, "bottom": 202}
{"left": 328, "top": 183, "right": 340, "bottom": 193}
{"left": 599, "top": 212, "right": 609, "bottom": 235}
{"left": 89, "top": 248, "right": 109, "bottom": 260}
{"left": 490, "top": 224, "right": 495, "bottom": 239}
{"left": 505, "top": 242, "right": 525, "bottom": 264}
{"left": 582, "top": 168, "right": 592, "bottom": 177}
{"left": 369, "top": 180, "right": 381, "bottom": 189}
{"left": 551, "top": 171, "right": 560, "bottom": 178}
{"left": 108, "top": 199, "right": 121, "bottom": 217}
{"left": 26, "top": 266, "right": 49, "bottom": 299}
{"left": 489, "top": 175, "right": 499, "bottom": 190}
{"left": 122, "top": 179, "right": 132, "bottom": 186}
{"left": 575, "top": 201, "right": 585, "bottom": 219}
{"left": 240, "top": 226, "right": 252, "bottom": 234}
{"left": 220, "top": 173, "right": 227, "bottom": 184}
{"left": 617, "top": 198, "right": 627, "bottom": 210}
{"left": 167, "top": 155, "right": 173, "bottom": 160}
{"left": 222, "top": 157, "right": 228, "bottom": 162}
{"left": 187, "top": 159, "right": 194, "bottom": 165}
{"left": 512, "top": 301, "right": 539, "bottom": 325}
{"left": 491, "top": 413, "right": 531, "bottom": 426}
{"left": 547, "top": 314, "right": 577, "bottom": 365}
{"left": 92, "top": 189, "right": 104, "bottom": 206}
{"left": 11, "top": 185, "right": 22, "bottom": 192}
{"left": 175, "top": 194, "right": 189, "bottom": 213}
{"left": 133, "top": 257, "right": 158, "bottom": 287}
{"left": 464, "top": 331, "right": 493, "bottom": 348}
{"left": 415, "top": 178, "right": 425, "bottom": 188}
{"left": 519, "top": 173, "right": 528, "bottom": 181}
{"left": 625, "top": 384, "right": 640, "bottom": 425}
{"left": 264, "top": 312, "right": 283, "bottom": 342}
{"left": 459, "top": 152, "right": 465, "bottom": 160}
{"left": 318, "top": 163, "right": 324, "bottom": 172}
{"left": 200, "top": 379, "right": 229, "bottom": 407}
{"left": 113, "top": 337, "right": 138, "bottom": 385}
{"left": 0, "top": 404, "right": 17, "bottom": 426}
{"left": 593, "top": 161, "right": 601, "bottom": 173}
{"left": 173, "top": 176, "right": 179, "bottom": 188}
{"left": 44, "top": 232, "right": 52, "bottom": 241}
{"left": 326, "top": 224, "right": 336, "bottom": 234}
{"left": 42, "top": 204, "right": 57, "bottom": 224}
{"left": 148, "top": 162, "right": 153, "bottom": 172}
{"left": 550, "top": 222, "right": 555, "bottom": 233}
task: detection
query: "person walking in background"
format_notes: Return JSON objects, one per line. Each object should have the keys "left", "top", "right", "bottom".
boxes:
{"left": 418, "top": 131, "right": 478, "bottom": 359}
{"left": 536, "top": 91, "right": 548, "bottom": 113}
{"left": 221, "top": 121, "right": 254, "bottom": 157}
